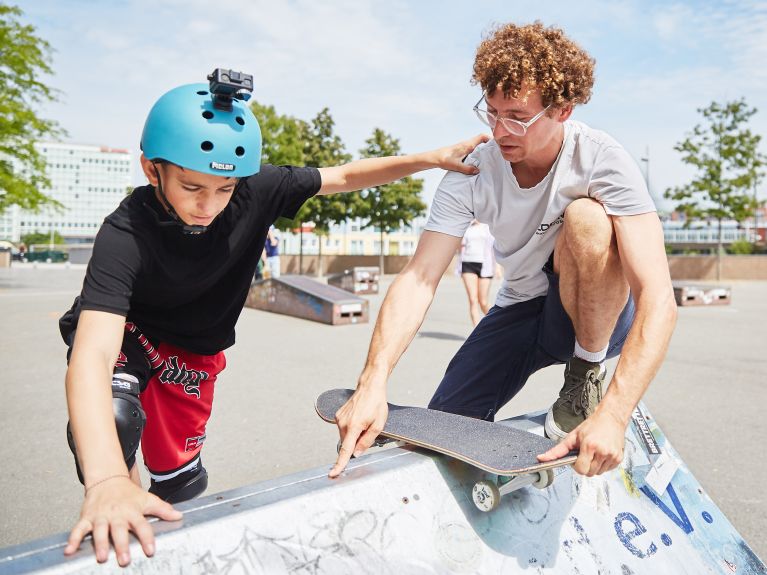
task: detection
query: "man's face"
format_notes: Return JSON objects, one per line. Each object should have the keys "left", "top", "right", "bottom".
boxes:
{"left": 484, "top": 86, "right": 568, "bottom": 164}
{"left": 140, "top": 156, "right": 236, "bottom": 227}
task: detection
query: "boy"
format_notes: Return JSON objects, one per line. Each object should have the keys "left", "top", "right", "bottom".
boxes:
{"left": 61, "top": 69, "right": 486, "bottom": 566}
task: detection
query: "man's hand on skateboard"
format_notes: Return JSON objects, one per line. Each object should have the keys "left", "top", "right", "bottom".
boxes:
{"left": 329, "top": 384, "right": 388, "bottom": 478}
{"left": 537, "top": 408, "right": 625, "bottom": 476}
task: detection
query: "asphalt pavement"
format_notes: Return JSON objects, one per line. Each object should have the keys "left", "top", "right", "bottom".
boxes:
{"left": 0, "top": 263, "right": 764, "bottom": 560}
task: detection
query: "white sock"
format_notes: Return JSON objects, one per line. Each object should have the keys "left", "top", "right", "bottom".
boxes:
{"left": 574, "top": 340, "right": 608, "bottom": 364}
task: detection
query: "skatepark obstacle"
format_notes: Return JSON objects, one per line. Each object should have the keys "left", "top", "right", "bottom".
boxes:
{"left": 326, "top": 266, "right": 380, "bottom": 295}
{"left": 1, "top": 404, "right": 763, "bottom": 574}
{"left": 245, "top": 275, "right": 369, "bottom": 325}
{"left": 673, "top": 282, "right": 732, "bottom": 306}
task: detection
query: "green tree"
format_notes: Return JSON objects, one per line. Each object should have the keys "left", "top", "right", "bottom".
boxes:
{"left": 249, "top": 100, "right": 306, "bottom": 167}
{"left": 21, "top": 230, "right": 63, "bottom": 247}
{"left": 664, "top": 99, "right": 765, "bottom": 279}
{"left": 355, "top": 129, "right": 426, "bottom": 273}
{"left": 250, "top": 100, "right": 309, "bottom": 269}
{"left": 296, "top": 108, "right": 352, "bottom": 276}
{"left": 727, "top": 238, "right": 755, "bottom": 255}
{"left": 0, "top": 4, "right": 64, "bottom": 214}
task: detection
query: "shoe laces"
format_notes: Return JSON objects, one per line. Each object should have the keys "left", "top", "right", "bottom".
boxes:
{"left": 562, "top": 367, "right": 603, "bottom": 417}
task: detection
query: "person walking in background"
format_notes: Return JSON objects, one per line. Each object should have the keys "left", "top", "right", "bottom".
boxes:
{"left": 265, "top": 225, "right": 281, "bottom": 278}
{"left": 459, "top": 220, "right": 495, "bottom": 325}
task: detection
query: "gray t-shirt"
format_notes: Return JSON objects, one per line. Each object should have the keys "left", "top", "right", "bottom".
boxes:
{"left": 426, "top": 120, "right": 656, "bottom": 307}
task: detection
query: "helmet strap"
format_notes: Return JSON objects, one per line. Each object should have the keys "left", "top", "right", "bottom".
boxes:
{"left": 151, "top": 162, "right": 208, "bottom": 235}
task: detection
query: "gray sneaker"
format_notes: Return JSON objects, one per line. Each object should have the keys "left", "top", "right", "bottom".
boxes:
{"left": 544, "top": 357, "right": 606, "bottom": 441}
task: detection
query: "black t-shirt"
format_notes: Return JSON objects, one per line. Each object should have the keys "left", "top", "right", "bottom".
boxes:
{"left": 60, "top": 164, "right": 321, "bottom": 355}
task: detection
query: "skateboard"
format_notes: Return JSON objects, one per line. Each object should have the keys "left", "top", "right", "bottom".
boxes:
{"left": 315, "top": 388, "right": 577, "bottom": 512}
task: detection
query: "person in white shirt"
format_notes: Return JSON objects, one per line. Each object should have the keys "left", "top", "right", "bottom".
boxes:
{"left": 330, "top": 22, "right": 676, "bottom": 479}
{"left": 459, "top": 220, "right": 496, "bottom": 325}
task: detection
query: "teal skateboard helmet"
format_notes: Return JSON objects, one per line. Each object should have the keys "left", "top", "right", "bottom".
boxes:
{"left": 140, "top": 69, "right": 262, "bottom": 234}
{"left": 141, "top": 71, "right": 262, "bottom": 178}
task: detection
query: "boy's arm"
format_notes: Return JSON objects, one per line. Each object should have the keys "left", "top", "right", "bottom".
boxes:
{"left": 64, "top": 310, "right": 181, "bottom": 567}
{"left": 66, "top": 311, "right": 131, "bottom": 487}
{"left": 329, "top": 231, "right": 461, "bottom": 477}
{"left": 316, "top": 134, "right": 488, "bottom": 195}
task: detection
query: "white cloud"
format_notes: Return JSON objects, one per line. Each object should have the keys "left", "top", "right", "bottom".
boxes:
{"left": 18, "top": 0, "right": 767, "bottom": 207}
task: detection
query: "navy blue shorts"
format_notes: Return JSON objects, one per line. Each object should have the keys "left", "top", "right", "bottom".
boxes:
{"left": 428, "top": 262, "right": 635, "bottom": 421}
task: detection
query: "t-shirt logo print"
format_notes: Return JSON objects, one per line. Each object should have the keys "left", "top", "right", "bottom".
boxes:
{"left": 536, "top": 213, "right": 565, "bottom": 236}
{"left": 158, "top": 356, "right": 209, "bottom": 398}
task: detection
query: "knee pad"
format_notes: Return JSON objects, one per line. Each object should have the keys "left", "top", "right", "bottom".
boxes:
{"left": 67, "top": 373, "right": 146, "bottom": 484}
{"left": 149, "top": 460, "right": 208, "bottom": 503}
{"left": 111, "top": 373, "right": 146, "bottom": 467}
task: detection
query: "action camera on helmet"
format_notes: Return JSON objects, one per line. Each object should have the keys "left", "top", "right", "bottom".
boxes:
{"left": 207, "top": 68, "right": 254, "bottom": 112}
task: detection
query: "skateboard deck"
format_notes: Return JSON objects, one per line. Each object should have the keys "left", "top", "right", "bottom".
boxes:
{"left": 316, "top": 388, "right": 577, "bottom": 476}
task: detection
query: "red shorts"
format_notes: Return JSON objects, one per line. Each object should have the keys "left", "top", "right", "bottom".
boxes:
{"left": 117, "top": 323, "right": 226, "bottom": 479}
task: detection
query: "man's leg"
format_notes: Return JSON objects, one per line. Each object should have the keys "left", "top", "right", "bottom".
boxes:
{"left": 545, "top": 198, "right": 631, "bottom": 439}
{"left": 429, "top": 298, "right": 545, "bottom": 420}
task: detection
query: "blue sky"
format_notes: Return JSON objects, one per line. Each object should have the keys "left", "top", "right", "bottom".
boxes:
{"left": 17, "top": 0, "right": 767, "bottom": 209}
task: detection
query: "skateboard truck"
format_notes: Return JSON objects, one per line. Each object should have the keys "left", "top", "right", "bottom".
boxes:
{"left": 472, "top": 469, "right": 555, "bottom": 512}
{"left": 336, "top": 437, "right": 404, "bottom": 457}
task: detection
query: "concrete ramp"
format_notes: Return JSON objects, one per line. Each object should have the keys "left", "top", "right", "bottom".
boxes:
{"left": 1, "top": 403, "right": 764, "bottom": 574}
{"left": 327, "top": 266, "right": 380, "bottom": 294}
{"left": 245, "top": 275, "right": 369, "bottom": 325}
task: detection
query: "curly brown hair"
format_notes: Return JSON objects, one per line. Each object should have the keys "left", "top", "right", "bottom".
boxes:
{"left": 472, "top": 21, "right": 595, "bottom": 109}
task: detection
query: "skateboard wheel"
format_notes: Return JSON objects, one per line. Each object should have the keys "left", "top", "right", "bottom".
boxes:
{"left": 532, "top": 469, "right": 554, "bottom": 489}
{"left": 472, "top": 480, "right": 501, "bottom": 512}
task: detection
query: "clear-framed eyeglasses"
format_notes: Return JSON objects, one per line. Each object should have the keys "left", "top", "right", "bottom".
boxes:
{"left": 473, "top": 93, "right": 551, "bottom": 137}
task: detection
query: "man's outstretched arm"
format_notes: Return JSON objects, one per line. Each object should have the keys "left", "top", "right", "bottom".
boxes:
{"left": 329, "top": 231, "right": 462, "bottom": 477}
{"left": 317, "top": 134, "right": 488, "bottom": 195}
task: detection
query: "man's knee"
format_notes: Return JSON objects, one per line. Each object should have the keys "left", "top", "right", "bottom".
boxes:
{"left": 558, "top": 199, "right": 617, "bottom": 263}
{"left": 67, "top": 373, "right": 146, "bottom": 484}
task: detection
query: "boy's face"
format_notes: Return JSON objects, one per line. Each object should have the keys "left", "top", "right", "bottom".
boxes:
{"left": 140, "top": 155, "right": 236, "bottom": 227}
{"left": 484, "top": 85, "right": 571, "bottom": 165}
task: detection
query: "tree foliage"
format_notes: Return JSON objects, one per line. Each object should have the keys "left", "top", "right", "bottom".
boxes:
{"left": 355, "top": 128, "right": 426, "bottom": 233}
{"left": 0, "top": 4, "right": 64, "bottom": 214}
{"left": 297, "top": 108, "right": 353, "bottom": 235}
{"left": 355, "top": 128, "right": 426, "bottom": 272}
{"left": 248, "top": 104, "right": 425, "bottom": 271}
{"left": 249, "top": 100, "right": 306, "bottom": 167}
{"left": 21, "top": 229, "right": 63, "bottom": 246}
{"left": 664, "top": 99, "right": 765, "bottom": 226}
{"left": 295, "top": 108, "right": 354, "bottom": 275}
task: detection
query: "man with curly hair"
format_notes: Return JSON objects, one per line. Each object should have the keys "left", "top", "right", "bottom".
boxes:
{"left": 331, "top": 22, "right": 676, "bottom": 478}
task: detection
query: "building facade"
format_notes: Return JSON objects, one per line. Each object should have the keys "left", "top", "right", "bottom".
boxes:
{"left": 279, "top": 218, "right": 425, "bottom": 256}
{"left": 0, "top": 142, "right": 132, "bottom": 243}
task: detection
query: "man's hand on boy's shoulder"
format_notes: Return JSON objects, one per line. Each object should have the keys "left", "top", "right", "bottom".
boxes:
{"left": 64, "top": 477, "right": 182, "bottom": 567}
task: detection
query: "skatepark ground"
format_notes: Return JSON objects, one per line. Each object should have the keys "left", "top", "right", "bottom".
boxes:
{"left": 0, "top": 264, "right": 764, "bottom": 559}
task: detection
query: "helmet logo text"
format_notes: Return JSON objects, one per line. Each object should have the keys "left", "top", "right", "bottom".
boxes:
{"left": 210, "top": 161, "right": 235, "bottom": 171}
